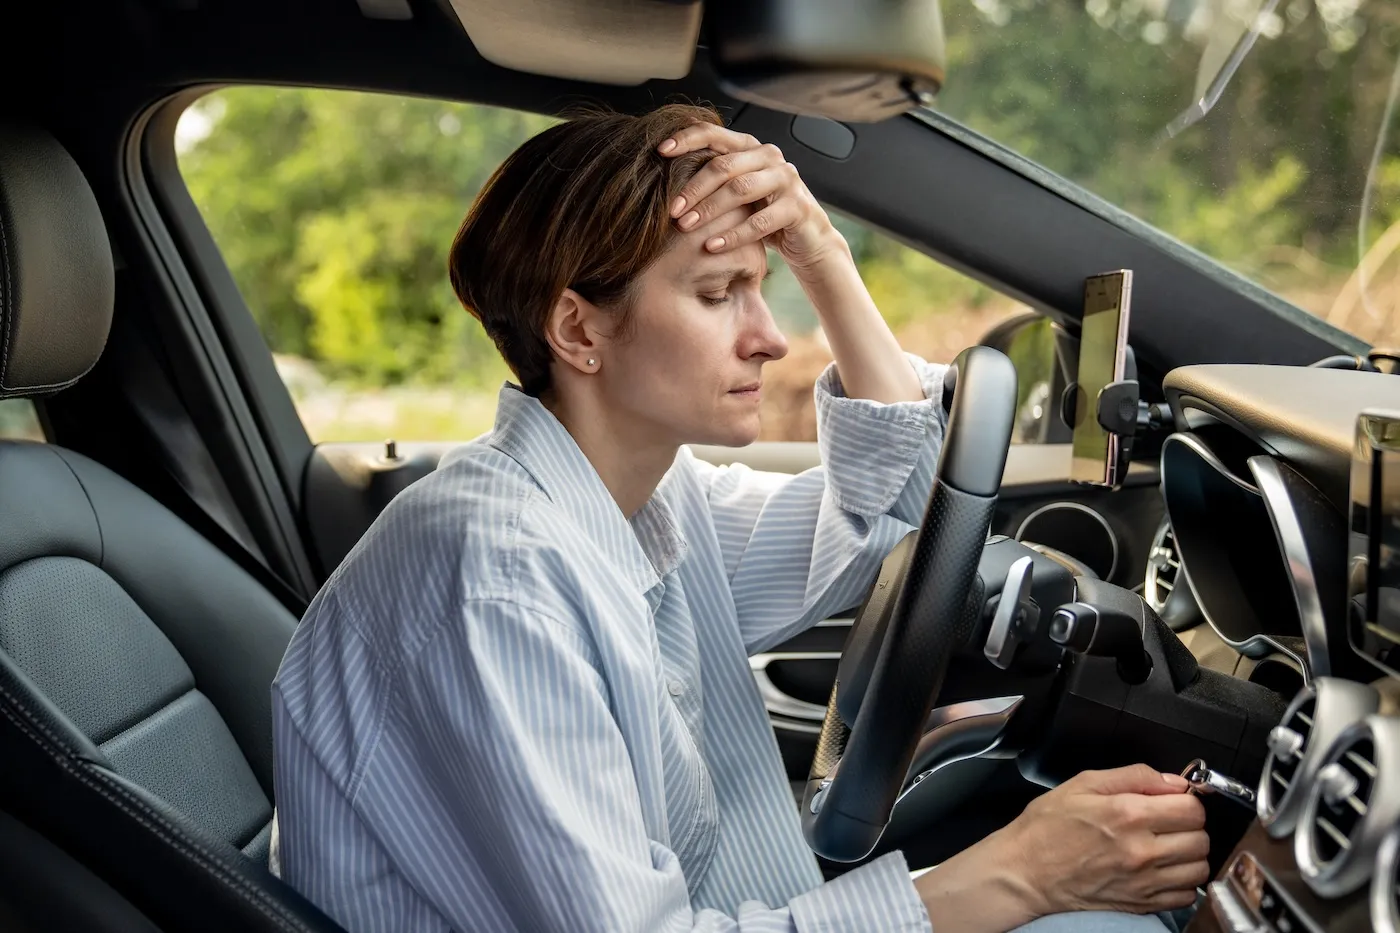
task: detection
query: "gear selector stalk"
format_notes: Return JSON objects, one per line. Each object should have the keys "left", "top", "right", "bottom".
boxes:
{"left": 1047, "top": 601, "right": 1153, "bottom": 684}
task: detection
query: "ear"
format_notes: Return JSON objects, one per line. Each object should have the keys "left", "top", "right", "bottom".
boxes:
{"left": 543, "top": 287, "right": 607, "bottom": 375}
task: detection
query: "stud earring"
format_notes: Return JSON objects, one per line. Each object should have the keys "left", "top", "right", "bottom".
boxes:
{"left": 587, "top": 358, "right": 596, "bottom": 367}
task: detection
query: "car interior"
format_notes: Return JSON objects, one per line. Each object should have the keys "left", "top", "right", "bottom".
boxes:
{"left": 1, "top": 0, "right": 1398, "bottom": 930}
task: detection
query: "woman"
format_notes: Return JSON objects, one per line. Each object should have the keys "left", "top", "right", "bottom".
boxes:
{"left": 270, "top": 104, "right": 1207, "bottom": 933}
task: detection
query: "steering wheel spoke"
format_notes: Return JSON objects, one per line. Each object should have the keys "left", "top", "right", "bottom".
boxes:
{"left": 801, "top": 346, "right": 1019, "bottom": 862}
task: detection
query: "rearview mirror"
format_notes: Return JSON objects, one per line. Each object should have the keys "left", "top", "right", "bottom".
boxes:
{"left": 705, "top": 0, "right": 945, "bottom": 122}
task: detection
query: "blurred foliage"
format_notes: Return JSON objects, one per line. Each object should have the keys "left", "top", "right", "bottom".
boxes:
{"left": 179, "top": 88, "right": 989, "bottom": 392}
{"left": 180, "top": 91, "right": 556, "bottom": 387}
{"left": 936, "top": 0, "right": 1400, "bottom": 321}
{"left": 0, "top": 399, "right": 42, "bottom": 442}
{"left": 176, "top": 0, "right": 1400, "bottom": 426}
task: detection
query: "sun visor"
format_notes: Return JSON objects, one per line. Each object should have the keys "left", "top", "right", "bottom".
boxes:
{"left": 442, "top": 0, "right": 703, "bottom": 85}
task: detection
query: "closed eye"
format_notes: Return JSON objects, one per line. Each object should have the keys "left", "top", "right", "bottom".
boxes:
{"left": 700, "top": 293, "right": 731, "bottom": 306}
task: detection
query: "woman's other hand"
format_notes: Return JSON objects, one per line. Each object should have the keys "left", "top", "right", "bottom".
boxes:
{"left": 657, "top": 124, "right": 841, "bottom": 273}
{"left": 915, "top": 764, "right": 1209, "bottom": 933}
{"left": 1003, "top": 764, "right": 1210, "bottom": 915}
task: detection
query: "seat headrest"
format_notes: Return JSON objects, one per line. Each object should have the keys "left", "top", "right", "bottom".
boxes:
{"left": 0, "top": 124, "right": 114, "bottom": 399}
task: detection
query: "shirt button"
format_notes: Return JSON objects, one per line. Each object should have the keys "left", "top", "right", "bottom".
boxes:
{"left": 668, "top": 680, "right": 684, "bottom": 697}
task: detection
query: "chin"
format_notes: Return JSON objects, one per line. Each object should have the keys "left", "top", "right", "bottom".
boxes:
{"left": 690, "top": 416, "right": 762, "bottom": 449}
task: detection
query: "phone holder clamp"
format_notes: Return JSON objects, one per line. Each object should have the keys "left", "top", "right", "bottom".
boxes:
{"left": 1058, "top": 349, "right": 1173, "bottom": 487}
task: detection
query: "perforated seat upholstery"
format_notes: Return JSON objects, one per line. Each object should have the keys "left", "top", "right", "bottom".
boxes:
{"left": 0, "top": 442, "right": 286, "bottom": 863}
{"left": 0, "top": 123, "right": 342, "bottom": 932}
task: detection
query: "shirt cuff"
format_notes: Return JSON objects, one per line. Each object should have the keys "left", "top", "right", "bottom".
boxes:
{"left": 789, "top": 851, "right": 931, "bottom": 933}
{"left": 814, "top": 354, "right": 948, "bottom": 519}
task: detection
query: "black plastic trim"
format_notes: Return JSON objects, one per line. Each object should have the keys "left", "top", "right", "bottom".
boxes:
{"left": 123, "top": 101, "right": 318, "bottom": 597}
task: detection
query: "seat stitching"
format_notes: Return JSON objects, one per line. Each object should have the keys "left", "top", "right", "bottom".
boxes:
{"left": 0, "top": 206, "right": 89, "bottom": 396}
{"left": 0, "top": 209, "right": 13, "bottom": 386}
{"left": 49, "top": 447, "right": 105, "bottom": 565}
{"left": 0, "top": 690, "right": 312, "bottom": 932}
{"left": 0, "top": 681, "right": 320, "bottom": 933}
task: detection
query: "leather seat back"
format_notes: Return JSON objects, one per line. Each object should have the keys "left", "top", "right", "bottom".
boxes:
{"left": 0, "top": 441, "right": 286, "bottom": 861}
{"left": 0, "top": 123, "right": 343, "bottom": 932}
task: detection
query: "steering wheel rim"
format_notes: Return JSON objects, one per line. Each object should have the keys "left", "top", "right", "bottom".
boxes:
{"left": 800, "top": 345, "right": 1018, "bottom": 862}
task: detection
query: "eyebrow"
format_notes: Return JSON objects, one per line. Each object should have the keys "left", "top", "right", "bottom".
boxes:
{"left": 690, "top": 267, "right": 774, "bottom": 287}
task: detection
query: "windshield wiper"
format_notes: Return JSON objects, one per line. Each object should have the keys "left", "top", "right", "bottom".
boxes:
{"left": 1158, "top": 0, "right": 1282, "bottom": 142}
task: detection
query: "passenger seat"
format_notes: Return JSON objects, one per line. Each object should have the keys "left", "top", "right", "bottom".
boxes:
{"left": 0, "top": 123, "right": 343, "bottom": 931}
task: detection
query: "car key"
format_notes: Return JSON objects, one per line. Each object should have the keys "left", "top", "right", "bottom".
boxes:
{"left": 1181, "top": 758, "right": 1257, "bottom": 810}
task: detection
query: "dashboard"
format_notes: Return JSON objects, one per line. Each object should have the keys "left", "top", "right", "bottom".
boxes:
{"left": 1150, "top": 364, "right": 1400, "bottom": 932}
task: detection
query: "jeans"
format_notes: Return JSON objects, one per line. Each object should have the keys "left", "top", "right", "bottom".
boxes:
{"left": 1010, "top": 901, "right": 1197, "bottom": 933}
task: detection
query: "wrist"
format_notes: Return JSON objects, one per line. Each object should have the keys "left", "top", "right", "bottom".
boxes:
{"left": 914, "top": 827, "right": 1043, "bottom": 933}
{"left": 786, "top": 226, "right": 852, "bottom": 282}
{"left": 990, "top": 820, "right": 1054, "bottom": 920}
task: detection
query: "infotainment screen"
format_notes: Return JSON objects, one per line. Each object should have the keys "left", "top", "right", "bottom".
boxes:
{"left": 1348, "top": 410, "right": 1400, "bottom": 675}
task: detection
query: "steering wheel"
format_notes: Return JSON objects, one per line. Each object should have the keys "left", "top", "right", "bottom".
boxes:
{"left": 800, "top": 345, "right": 1018, "bottom": 862}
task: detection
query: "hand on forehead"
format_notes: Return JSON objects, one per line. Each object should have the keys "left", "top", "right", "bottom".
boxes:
{"left": 658, "top": 120, "right": 820, "bottom": 264}
{"left": 668, "top": 205, "right": 768, "bottom": 280}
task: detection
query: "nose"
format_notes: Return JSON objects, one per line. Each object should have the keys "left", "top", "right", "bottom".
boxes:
{"left": 739, "top": 293, "right": 789, "bottom": 362}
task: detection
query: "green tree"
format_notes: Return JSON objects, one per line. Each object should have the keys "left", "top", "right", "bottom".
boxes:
{"left": 180, "top": 89, "right": 556, "bottom": 386}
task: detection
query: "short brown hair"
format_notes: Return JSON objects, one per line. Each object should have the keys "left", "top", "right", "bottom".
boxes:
{"left": 449, "top": 103, "right": 725, "bottom": 397}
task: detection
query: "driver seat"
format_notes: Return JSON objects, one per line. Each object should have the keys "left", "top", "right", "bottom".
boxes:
{"left": 0, "top": 123, "right": 343, "bottom": 932}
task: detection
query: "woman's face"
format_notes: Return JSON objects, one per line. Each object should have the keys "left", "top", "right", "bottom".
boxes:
{"left": 597, "top": 205, "right": 790, "bottom": 448}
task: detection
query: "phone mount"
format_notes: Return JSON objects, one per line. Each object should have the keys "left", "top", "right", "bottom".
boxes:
{"left": 1059, "top": 346, "right": 1173, "bottom": 487}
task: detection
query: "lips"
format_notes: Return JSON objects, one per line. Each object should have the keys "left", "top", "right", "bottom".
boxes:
{"left": 729, "top": 382, "right": 762, "bottom": 397}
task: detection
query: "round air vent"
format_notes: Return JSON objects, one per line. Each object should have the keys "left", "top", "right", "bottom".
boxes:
{"left": 1141, "top": 517, "right": 1205, "bottom": 631}
{"left": 1258, "top": 678, "right": 1378, "bottom": 838}
{"left": 1143, "top": 520, "right": 1179, "bottom": 612}
{"left": 1296, "top": 715, "right": 1400, "bottom": 898}
{"left": 1371, "top": 823, "right": 1400, "bottom": 933}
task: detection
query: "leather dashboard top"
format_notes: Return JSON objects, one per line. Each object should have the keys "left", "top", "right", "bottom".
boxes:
{"left": 1163, "top": 364, "right": 1400, "bottom": 511}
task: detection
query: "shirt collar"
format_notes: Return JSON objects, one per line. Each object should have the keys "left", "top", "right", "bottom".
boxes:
{"left": 487, "top": 383, "right": 688, "bottom": 594}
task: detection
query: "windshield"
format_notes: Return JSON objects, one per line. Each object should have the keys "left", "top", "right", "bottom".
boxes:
{"left": 929, "top": 0, "right": 1400, "bottom": 346}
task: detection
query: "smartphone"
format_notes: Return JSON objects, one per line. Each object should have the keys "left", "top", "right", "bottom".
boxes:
{"left": 1069, "top": 270, "right": 1132, "bottom": 486}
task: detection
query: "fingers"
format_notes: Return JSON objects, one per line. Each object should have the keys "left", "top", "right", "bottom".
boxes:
{"left": 1150, "top": 829, "right": 1211, "bottom": 867}
{"left": 1109, "top": 791, "right": 1206, "bottom": 838}
{"left": 703, "top": 198, "right": 804, "bottom": 253}
{"left": 670, "top": 145, "right": 789, "bottom": 220}
{"left": 676, "top": 165, "right": 791, "bottom": 233}
{"left": 1144, "top": 858, "right": 1212, "bottom": 897}
{"left": 1075, "top": 763, "right": 1189, "bottom": 796}
{"left": 658, "top": 123, "right": 761, "bottom": 159}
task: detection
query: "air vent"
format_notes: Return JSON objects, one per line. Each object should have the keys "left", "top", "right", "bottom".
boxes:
{"left": 1261, "top": 678, "right": 1377, "bottom": 838}
{"left": 1143, "top": 521, "right": 1179, "bottom": 612}
{"left": 1260, "top": 698, "right": 1313, "bottom": 818}
{"left": 1311, "top": 740, "right": 1374, "bottom": 865}
{"left": 1297, "top": 716, "right": 1400, "bottom": 898}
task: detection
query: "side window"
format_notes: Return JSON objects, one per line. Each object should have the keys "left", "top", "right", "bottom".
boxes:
{"left": 176, "top": 88, "right": 1053, "bottom": 446}
{"left": 0, "top": 399, "right": 43, "bottom": 441}
{"left": 176, "top": 88, "right": 556, "bottom": 443}
{"left": 758, "top": 215, "right": 1052, "bottom": 443}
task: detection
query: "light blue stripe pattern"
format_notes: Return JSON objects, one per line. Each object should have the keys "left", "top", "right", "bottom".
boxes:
{"left": 269, "top": 357, "right": 1164, "bottom": 933}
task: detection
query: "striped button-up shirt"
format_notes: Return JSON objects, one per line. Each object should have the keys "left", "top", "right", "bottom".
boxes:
{"left": 271, "top": 356, "right": 948, "bottom": 932}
